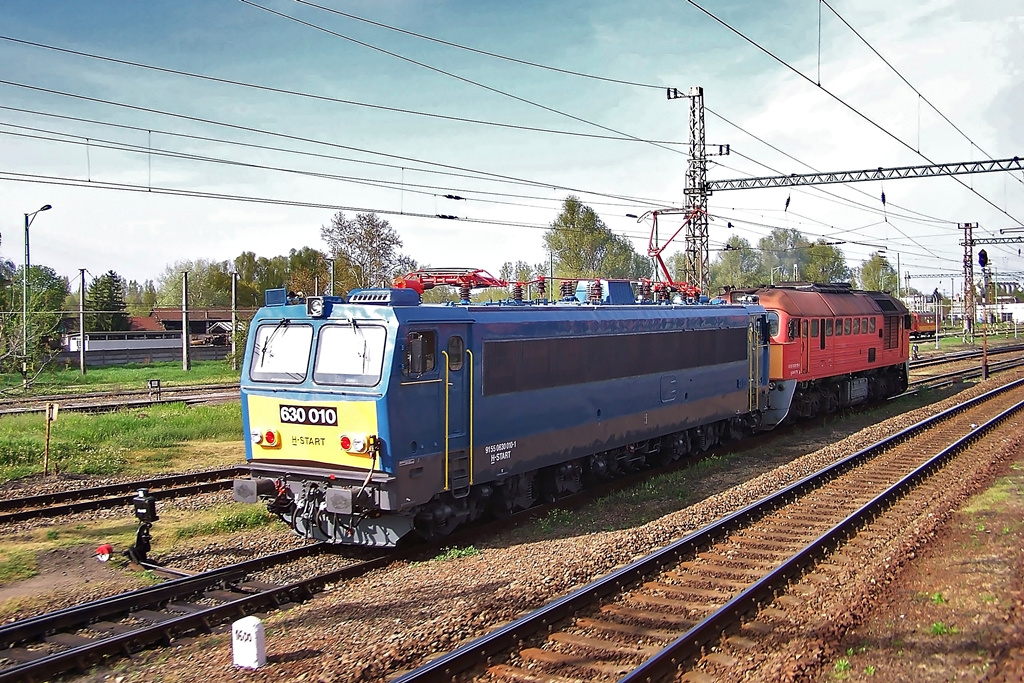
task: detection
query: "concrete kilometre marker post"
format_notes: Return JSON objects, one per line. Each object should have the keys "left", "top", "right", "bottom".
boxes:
{"left": 232, "top": 616, "right": 266, "bottom": 669}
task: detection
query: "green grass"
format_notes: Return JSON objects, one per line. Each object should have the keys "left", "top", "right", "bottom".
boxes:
{"left": 0, "top": 549, "right": 39, "bottom": 584}
{"left": 0, "top": 402, "right": 242, "bottom": 482}
{"left": 174, "top": 505, "right": 274, "bottom": 540}
{"left": 930, "top": 622, "right": 958, "bottom": 636}
{"left": 433, "top": 545, "right": 481, "bottom": 561}
{"left": 1, "top": 360, "right": 239, "bottom": 396}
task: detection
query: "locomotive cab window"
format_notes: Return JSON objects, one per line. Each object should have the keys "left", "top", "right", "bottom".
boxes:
{"left": 853, "top": 318, "right": 860, "bottom": 334}
{"left": 249, "top": 322, "right": 313, "bottom": 383}
{"left": 787, "top": 318, "right": 799, "bottom": 341}
{"left": 844, "top": 318, "right": 852, "bottom": 335}
{"left": 811, "top": 319, "right": 819, "bottom": 338}
{"left": 313, "top": 323, "right": 387, "bottom": 386}
{"left": 767, "top": 311, "right": 780, "bottom": 339}
{"left": 869, "top": 318, "right": 876, "bottom": 334}
{"left": 836, "top": 319, "right": 843, "bottom": 336}
{"left": 825, "top": 319, "right": 834, "bottom": 336}
{"left": 447, "top": 335, "right": 465, "bottom": 371}
{"left": 404, "top": 331, "right": 437, "bottom": 375}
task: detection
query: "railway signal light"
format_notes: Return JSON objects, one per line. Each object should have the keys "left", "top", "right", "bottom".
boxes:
{"left": 978, "top": 249, "right": 988, "bottom": 268}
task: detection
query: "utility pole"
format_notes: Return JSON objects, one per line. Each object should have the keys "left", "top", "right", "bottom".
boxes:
{"left": 181, "top": 271, "right": 191, "bottom": 371}
{"left": 961, "top": 222, "right": 976, "bottom": 341}
{"left": 78, "top": 269, "right": 86, "bottom": 375}
{"left": 230, "top": 271, "right": 238, "bottom": 372}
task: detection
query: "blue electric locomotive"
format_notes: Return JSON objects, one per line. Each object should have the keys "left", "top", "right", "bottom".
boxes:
{"left": 234, "top": 274, "right": 783, "bottom": 546}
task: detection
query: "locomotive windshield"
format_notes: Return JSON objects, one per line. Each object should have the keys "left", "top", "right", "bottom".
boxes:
{"left": 313, "top": 323, "right": 387, "bottom": 386}
{"left": 249, "top": 321, "right": 313, "bottom": 382}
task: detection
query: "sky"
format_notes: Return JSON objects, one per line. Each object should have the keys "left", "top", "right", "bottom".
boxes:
{"left": 0, "top": 0, "right": 1022, "bottom": 298}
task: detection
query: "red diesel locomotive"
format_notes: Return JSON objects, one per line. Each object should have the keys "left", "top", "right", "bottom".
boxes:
{"left": 729, "top": 283, "right": 910, "bottom": 420}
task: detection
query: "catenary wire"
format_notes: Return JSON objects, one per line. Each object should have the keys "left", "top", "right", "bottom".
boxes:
{"left": 238, "top": 0, "right": 687, "bottom": 158}
{"left": 0, "top": 35, "right": 686, "bottom": 145}
{"left": 684, "top": 0, "right": 1024, "bottom": 227}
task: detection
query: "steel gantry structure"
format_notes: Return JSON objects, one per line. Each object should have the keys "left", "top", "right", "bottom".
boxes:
{"left": 670, "top": 86, "right": 1024, "bottom": 295}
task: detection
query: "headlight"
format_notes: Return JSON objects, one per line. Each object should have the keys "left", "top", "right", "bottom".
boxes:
{"left": 307, "top": 297, "right": 325, "bottom": 317}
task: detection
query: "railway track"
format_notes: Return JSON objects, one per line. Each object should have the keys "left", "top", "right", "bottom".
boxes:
{"left": 391, "top": 376, "right": 1024, "bottom": 683}
{"left": 908, "top": 341, "right": 1024, "bottom": 369}
{"left": 0, "top": 382, "right": 240, "bottom": 417}
{"left": 907, "top": 354, "right": 1024, "bottom": 391}
{"left": 0, "top": 467, "right": 247, "bottom": 524}
{"left": 0, "top": 543, "right": 378, "bottom": 682}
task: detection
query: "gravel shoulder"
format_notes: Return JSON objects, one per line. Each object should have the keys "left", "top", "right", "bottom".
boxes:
{"left": 69, "top": 375, "right": 1023, "bottom": 683}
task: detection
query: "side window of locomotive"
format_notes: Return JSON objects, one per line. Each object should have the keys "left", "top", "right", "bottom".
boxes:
{"left": 825, "top": 319, "right": 834, "bottom": 336}
{"left": 404, "top": 331, "right": 437, "bottom": 375}
{"left": 249, "top": 322, "right": 313, "bottom": 383}
{"left": 844, "top": 318, "right": 852, "bottom": 335}
{"left": 811, "top": 319, "right": 819, "bottom": 338}
{"left": 802, "top": 320, "right": 809, "bottom": 339}
{"left": 767, "top": 311, "right": 780, "bottom": 339}
{"left": 835, "top": 319, "right": 843, "bottom": 336}
{"left": 869, "top": 317, "right": 877, "bottom": 334}
{"left": 313, "top": 324, "right": 387, "bottom": 387}
{"left": 862, "top": 317, "right": 869, "bottom": 334}
{"left": 853, "top": 318, "right": 860, "bottom": 335}
{"left": 788, "top": 318, "right": 799, "bottom": 341}
{"left": 447, "top": 336, "right": 465, "bottom": 371}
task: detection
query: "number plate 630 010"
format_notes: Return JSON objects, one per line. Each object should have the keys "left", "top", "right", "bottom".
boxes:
{"left": 278, "top": 404, "right": 338, "bottom": 426}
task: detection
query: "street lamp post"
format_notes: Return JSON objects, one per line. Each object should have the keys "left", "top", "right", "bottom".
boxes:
{"left": 22, "top": 204, "right": 52, "bottom": 377}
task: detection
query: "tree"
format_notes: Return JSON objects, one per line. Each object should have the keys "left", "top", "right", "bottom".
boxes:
{"left": 156, "top": 259, "right": 233, "bottom": 308}
{"left": 802, "top": 240, "right": 851, "bottom": 284}
{"left": 709, "top": 236, "right": 761, "bottom": 293}
{"left": 87, "top": 270, "right": 130, "bottom": 332}
{"left": 285, "top": 247, "right": 330, "bottom": 297}
{"left": 321, "top": 212, "right": 416, "bottom": 293}
{"left": 858, "top": 252, "right": 898, "bottom": 292}
{"left": 233, "top": 251, "right": 290, "bottom": 306}
{"left": 125, "top": 279, "right": 158, "bottom": 316}
{"left": 499, "top": 260, "right": 534, "bottom": 284}
{"left": 544, "top": 196, "right": 644, "bottom": 278}
{"left": 0, "top": 263, "right": 70, "bottom": 380}
{"left": 756, "top": 228, "right": 812, "bottom": 283}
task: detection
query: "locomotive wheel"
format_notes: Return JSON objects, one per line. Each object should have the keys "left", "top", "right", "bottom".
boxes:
{"left": 493, "top": 472, "right": 537, "bottom": 516}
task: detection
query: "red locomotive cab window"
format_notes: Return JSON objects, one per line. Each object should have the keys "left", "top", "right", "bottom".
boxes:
{"left": 787, "top": 318, "right": 799, "bottom": 341}
{"left": 853, "top": 318, "right": 860, "bottom": 334}
{"left": 836, "top": 319, "right": 843, "bottom": 336}
{"left": 811, "top": 319, "right": 819, "bottom": 337}
{"left": 825, "top": 319, "right": 834, "bottom": 336}
{"left": 869, "top": 317, "right": 877, "bottom": 334}
{"left": 802, "top": 320, "right": 809, "bottom": 338}
{"left": 862, "top": 317, "right": 869, "bottom": 334}
{"left": 844, "top": 318, "right": 852, "bottom": 335}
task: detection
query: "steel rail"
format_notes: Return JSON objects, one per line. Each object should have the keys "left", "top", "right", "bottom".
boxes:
{"left": 0, "top": 547, "right": 393, "bottom": 683}
{"left": 0, "top": 467, "right": 247, "bottom": 515}
{"left": 0, "top": 382, "right": 239, "bottom": 407}
{"left": 909, "top": 342, "right": 1024, "bottom": 369}
{"left": 391, "top": 376, "right": 1024, "bottom": 683}
{"left": 623, "top": 389, "right": 1024, "bottom": 681}
{"left": 0, "top": 543, "right": 326, "bottom": 650}
{"left": 0, "top": 389, "right": 239, "bottom": 417}
{"left": 908, "top": 356, "right": 1024, "bottom": 390}
{"left": 0, "top": 480, "right": 237, "bottom": 524}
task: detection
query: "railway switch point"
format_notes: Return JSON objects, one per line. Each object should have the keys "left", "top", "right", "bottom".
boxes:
{"left": 232, "top": 616, "right": 267, "bottom": 669}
